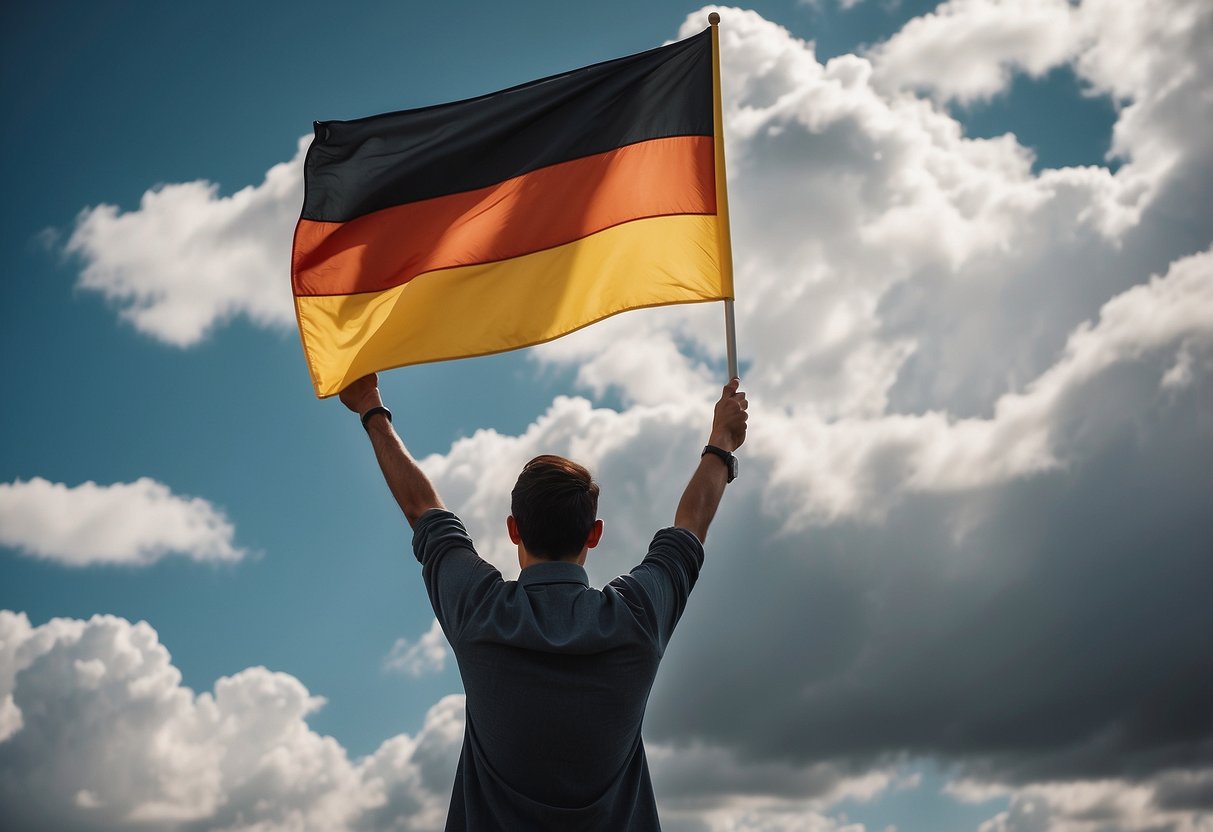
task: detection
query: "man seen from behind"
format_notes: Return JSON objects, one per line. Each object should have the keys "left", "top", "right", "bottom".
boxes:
{"left": 339, "top": 374, "right": 749, "bottom": 830}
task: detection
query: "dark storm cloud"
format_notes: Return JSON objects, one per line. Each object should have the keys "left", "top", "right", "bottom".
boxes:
{"left": 647, "top": 355, "right": 1213, "bottom": 785}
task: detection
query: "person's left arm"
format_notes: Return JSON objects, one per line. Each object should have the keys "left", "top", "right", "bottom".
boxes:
{"left": 611, "top": 527, "right": 704, "bottom": 649}
{"left": 340, "top": 374, "right": 443, "bottom": 528}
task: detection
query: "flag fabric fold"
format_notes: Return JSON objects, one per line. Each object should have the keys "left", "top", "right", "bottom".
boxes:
{"left": 292, "top": 27, "right": 731, "bottom": 397}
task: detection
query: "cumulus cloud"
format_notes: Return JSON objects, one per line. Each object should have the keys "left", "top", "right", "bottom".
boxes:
{"left": 0, "top": 610, "right": 462, "bottom": 831}
{"left": 1, "top": 611, "right": 890, "bottom": 832}
{"left": 0, "top": 477, "right": 243, "bottom": 566}
{"left": 753, "top": 244, "right": 1213, "bottom": 525}
{"left": 383, "top": 620, "right": 449, "bottom": 678}
{"left": 64, "top": 137, "right": 307, "bottom": 346}
{"left": 649, "top": 740, "right": 896, "bottom": 832}
{"left": 868, "top": 0, "right": 1081, "bottom": 103}
{"left": 970, "top": 775, "right": 1213, "bottom": 832}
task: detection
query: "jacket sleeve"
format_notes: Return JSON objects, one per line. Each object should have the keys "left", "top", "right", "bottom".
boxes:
{"left": 411, "top": 508, "right": 502, "bottom": 643}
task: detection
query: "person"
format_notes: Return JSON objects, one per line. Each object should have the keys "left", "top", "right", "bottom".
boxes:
{"left": 339, "top": 373, "right": 748, "bottom": 831}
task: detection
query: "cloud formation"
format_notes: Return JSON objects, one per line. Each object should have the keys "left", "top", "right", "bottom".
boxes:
{"left": 0, "top": 477, "right": 243, "bottom": 566}
{"left": 869, "top": 0, "right": 1080, "bottom": 103}
{"left": 383, "top": 620, "right": 449, "bottom": 678}
{"left": 967, "top": 776, "right": 1213, "bottom": 832}
{"left": 65, "top": 138, "right": 306, "bottom": 346}
{"left": 0, "top": 611, "right": 461, "bottom": 831}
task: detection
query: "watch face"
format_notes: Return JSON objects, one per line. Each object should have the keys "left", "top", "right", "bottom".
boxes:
{"left": 728, "top": 457, "right": 738, "bottom": 482}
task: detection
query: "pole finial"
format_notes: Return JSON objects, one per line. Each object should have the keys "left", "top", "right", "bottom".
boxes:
{"left": 708, "top": 11, "right": 721, "bottom": 26}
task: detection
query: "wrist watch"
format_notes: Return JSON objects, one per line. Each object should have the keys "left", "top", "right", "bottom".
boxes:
{"left": 701, "top": 445, "right": 738, "bottom": 483}
{"left": 360, "top": 405, "right": 393, "bottom": 430}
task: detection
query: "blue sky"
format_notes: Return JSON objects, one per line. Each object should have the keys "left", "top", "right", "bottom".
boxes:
{"left": 1, "top": 1, "right": 1210, "bottom": 830}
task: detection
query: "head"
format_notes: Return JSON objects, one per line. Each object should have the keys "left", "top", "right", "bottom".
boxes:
{"left": 508, "top": 454, "right": 603, "bottom": 566}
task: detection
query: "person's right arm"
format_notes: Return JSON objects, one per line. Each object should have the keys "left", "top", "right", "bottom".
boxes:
{"left": 339, "top": 373, "right": 443, "bottom": 528}
{"left": 674, "top": 378, "right": 748, "bottom": 543}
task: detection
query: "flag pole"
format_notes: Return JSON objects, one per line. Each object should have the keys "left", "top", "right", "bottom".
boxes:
{"left": 709, "top": 12, "right": 739, "bottom": 381}
{"left": 724, "top": 299, "right": 738, "bottom": 380}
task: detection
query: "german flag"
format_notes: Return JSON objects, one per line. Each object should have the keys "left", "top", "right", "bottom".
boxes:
{"left": 292, "top": 26, "right": 732, "bottom": 397}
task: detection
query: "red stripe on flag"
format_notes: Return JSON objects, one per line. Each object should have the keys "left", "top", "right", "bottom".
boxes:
{"left": 292, "top": 135, "right": 716, "bottom": 297}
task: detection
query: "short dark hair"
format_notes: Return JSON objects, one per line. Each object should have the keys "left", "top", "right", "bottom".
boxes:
{"left": 510, "top": 455, "right": 600, "bottom": 560}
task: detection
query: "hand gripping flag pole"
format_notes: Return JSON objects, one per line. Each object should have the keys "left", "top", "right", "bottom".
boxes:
{"left": 709, "top": 12, "right": 739, "bottom": 382}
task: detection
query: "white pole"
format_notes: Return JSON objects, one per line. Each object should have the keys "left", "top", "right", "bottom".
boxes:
{"left": 724, "top": 299, "right": 738, "bottom": 381}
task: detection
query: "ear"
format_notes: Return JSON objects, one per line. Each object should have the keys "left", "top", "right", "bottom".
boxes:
{"left": 506, "top": 515, "right": 522, "bottom": 545}
{"left": 585, "top": 518, "right": 605, "bottom": 550}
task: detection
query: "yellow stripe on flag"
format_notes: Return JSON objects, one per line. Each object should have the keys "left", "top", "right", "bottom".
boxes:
{"left": 296, "top": 215, "right": 724, "bottom": 397}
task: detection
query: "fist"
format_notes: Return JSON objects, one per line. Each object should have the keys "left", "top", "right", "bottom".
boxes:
{"left": 339, "top": 374, "right": 382, "bottom": 415}
{"left": 709, "top": 378, "right": 748, "bottom": 452}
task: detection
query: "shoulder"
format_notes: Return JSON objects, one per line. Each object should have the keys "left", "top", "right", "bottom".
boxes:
{"left": 611, "top": 527, "right": 705, "bottom": 605}
{"left": 411, "top": 508, "right": 476, "bottom": 562}
{"left": 414, "top": 507, "right": 467, "bottom": 535}
{"left": 604, "top": 527, "right": 705, "bottom": 648}
{"left": 647, "top": 527, "right": 705, "bottom": 570}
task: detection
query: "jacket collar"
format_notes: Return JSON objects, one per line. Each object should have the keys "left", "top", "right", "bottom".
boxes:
{"left": 518, "top": 560, "right": 589, "bottom": 588}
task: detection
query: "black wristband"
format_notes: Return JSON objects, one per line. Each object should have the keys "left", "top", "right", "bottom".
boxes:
{"left": 701, "top": 444, "right": 738, "bottom": 483}
{"left": 360, "top": 406, "right": 392, "bottom": 430}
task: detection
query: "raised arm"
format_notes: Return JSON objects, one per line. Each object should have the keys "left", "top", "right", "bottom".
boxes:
{"left": 674, "top": 378, "right": 748, "bottom": 543}
{"left": 340, "top": 374, "right": 444, "bottom": 528}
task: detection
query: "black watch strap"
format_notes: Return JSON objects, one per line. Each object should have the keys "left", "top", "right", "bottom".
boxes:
{"left": 701, "top": 444, "right": 738, "bottom": 483}
{"left": 360, "top": 406, "right": 393, "bottom": 430}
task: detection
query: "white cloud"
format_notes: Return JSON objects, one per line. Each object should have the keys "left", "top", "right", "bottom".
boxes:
{"left": 757, "top": 244, "right": 1213, "bottom": 525}
{"left": 1077, "top": 0, "right": 1213, "bottom": 210}
{"left": 665, "top": 802, "right": 869, "bottom": 832}
{"left": 945, "top": 778, "right": 1014, "bottom": 804}
{"left": 649, "top": 740, "right": 896, "bottom": 831}
{"left": 868, "top": 0, "right": 1080, "bottom": 103}
{"left": 974, "top": 775, "right": 1213, "bottom": 832}
{"left": 0, "top": 610, "right": 462, "bottom": 832}
{"left": 383, "top": 620, "right": 449, "bottom": 678}
{"left": 799, "top": 0, "right": 865, "bottom": 9}
{"left": 866, "top": 0, "right": 1213, "bottom": 205}
{"left": 1161, "top": 340, "right": 1206, "bottom": 391}
{"left": 65, "top": 137, "right": 307, "bottom": 347}
{"left": 0, "top": 477, "right": 243, "bottom": 566}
